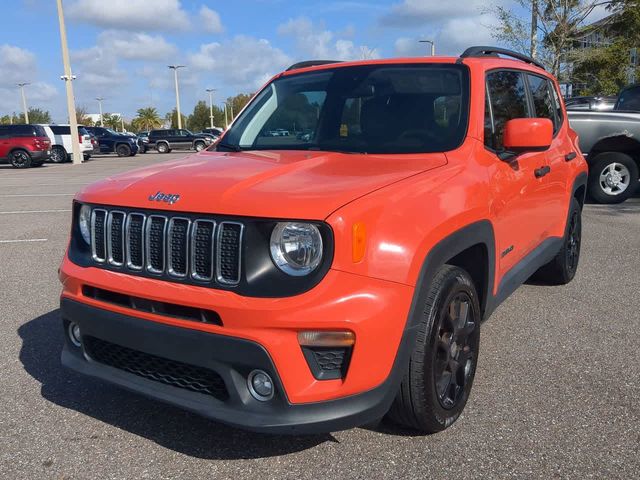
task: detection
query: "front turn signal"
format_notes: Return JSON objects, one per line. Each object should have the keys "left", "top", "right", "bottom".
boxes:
{"left": 298, "top": 331, "right": 355, "bottom": 347}
{"left": 352, "top": 222, "right": 367, "bottom": 263}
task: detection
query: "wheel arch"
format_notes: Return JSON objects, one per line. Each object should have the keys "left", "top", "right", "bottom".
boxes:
{"left": 589, "top": 136, "right": 640, "bottom": 166}
{"left": 572, "top": 171, "right": 588, "bottom": 210}
{"left": 407, "top": 220, "right": 496, "bottom": 328}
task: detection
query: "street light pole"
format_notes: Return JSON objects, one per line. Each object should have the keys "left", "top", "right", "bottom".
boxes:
{"left": 206, "top": 88, "right": 216, "bottom": 129}
{"left": 96, "top": 97, "right": 104, "bottom": 126}
{"left": 168, "top": 65, "right": 185, "bottom": 129}
{"left": 17, "top": 83, "right": 30, "bottom": 123}
{"left": 224, "top": 103, "right": 228, "bottom": 129}
{"left": 56, "top": 0, "right": 82, "bottom": 165}
{"left": 419, "top": 39, "right": 435, "bottom": 56}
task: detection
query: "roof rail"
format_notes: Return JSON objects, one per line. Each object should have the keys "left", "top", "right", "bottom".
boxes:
{"left": 460, "top": 46, "right": 546, "bottom": 71}
{"left": 286, "top": 60, "right": 342, "bottom": 71}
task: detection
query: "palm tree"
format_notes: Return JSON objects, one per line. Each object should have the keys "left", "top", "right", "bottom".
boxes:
{"left": 102, "top": 113, "right": 120, "bottom": 130}
{"left": 136, "top": 107, "right": 162, "bottom": 131}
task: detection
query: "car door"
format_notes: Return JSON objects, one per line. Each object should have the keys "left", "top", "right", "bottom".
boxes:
{"left": 176, "top": 129, "right": 192, "bottom": 149}
{"left": 526, "top": 74, "right": 571, "bottom": 237}
{"left": 94, "top": 128, "right": 111, "bottom": 152}
{"left": 483, "top": 69, "right": 553, "bottom": 277}
{"left": 0, "top": 126, "right": 9, "bottom": 159}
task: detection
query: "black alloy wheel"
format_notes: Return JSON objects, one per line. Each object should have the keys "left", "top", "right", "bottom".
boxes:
{"left": 10, "top": 150, "right": 32, "bottom": 168}
{"left": 434, "top": 292, "right": 479, "bottom": 410}
{"left": 565, "top": 209, "right": 581, "bottom": 277}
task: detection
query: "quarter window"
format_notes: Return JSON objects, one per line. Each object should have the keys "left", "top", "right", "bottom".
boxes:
{"left": 527, "top": 74, "right": 560, "bottom": 133}
{"left": 485, "top": 71, "right": 529, "bottom": 150}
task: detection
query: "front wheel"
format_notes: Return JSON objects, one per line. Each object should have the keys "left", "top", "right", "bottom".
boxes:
{"left": 387, "top": 265, "right": 481, "bottom": 433}
{"left": 9, "top": 150, "right": 32, "bottom": 168}
{"left": 115, "top": 144, "right": 131, "bottom": 157}
{"left": 156, "top": 142, "right": 170, "bottom": 153}
{"left": 588, "top": 152, "right": 639, "bottom": 204}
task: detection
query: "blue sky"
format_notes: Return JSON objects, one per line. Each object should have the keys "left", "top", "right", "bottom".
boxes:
{"left": 0, "top": 0, "right": 607, "bottom": 123}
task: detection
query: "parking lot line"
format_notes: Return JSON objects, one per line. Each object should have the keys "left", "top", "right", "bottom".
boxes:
{"left": 0, "top": 238, "right": 47, "bottom": 244}
{"left": 0, "top": 209, "right": 71, "bottom": 214}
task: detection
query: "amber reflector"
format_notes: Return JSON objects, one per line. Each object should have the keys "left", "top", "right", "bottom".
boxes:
{"left": 298, "top": 331, "right": 355, "bottom": 347}
{"left": 352, "top": 222, "right": 366, "bottom": 263}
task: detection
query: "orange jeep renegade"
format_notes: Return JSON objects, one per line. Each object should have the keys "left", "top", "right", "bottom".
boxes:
{"left": 59, "top": 47, "right": 588, "bottom": 434}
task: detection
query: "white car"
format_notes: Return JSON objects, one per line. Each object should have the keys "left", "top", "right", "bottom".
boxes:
{"left": 39, "top": 124, "right": 94, "bottom": 163}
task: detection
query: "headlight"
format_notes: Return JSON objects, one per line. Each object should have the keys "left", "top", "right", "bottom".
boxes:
{"left": 78, "top": 204, "right": 91, "bottom": 244}
{"left": 270, "top": 222, "right": 323, "bottom": 276}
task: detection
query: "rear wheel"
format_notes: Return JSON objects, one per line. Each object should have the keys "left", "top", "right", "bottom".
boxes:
{"left": 50, "top": 146, "right": 68, "bottom": 163}
{"left": 116, "top": 144, "right": 131, "bottom": 157}
{"left": 9, "top": 150, "right": 32, "bottom": 169}
{"left": 532, "top": 198, "right": 582, "bottom": 285}
{"left": 388, "top": 265, "right": 481, "bottom": 433}
{"left": 194, "top": 140, "right": 206, "bottom": 152}
{"left": 588, "top": 152, "right": 639, "bottom": 204}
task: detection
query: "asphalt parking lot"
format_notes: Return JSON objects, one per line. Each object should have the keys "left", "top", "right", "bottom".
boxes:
{"left": 1, "top": 153, "right": 639, "bottom": 479}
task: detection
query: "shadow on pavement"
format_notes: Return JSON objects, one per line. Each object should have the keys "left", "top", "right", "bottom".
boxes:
{"left": 18, "top": 309, "right": 332, "bottom": 459}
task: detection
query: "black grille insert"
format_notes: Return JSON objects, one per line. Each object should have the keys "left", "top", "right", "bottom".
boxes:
{"left": 82, "top": 285, "right": 223, "bottom": 325}
{"left": 126, "top": 214, "right": 145, "bottom": 269}
{"left": 302, "top": 346, "right": 352, "bottom": 380}
{"left": 84, "top": 336, "right": 229, "bottom": 400}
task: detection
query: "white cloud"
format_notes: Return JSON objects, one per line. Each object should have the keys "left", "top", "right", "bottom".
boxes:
{"left": 97, "top": 31, "right": 178, "bottom": 61}
{"left": 71, "top": 46, "right": 128, "bottom": 95}
{"left": 0, "top": 45, "right": 58, "bottom": 113}
{"left": 381, "top": 0, "right": 488, "bottom": 27}
{"left": 199, "top": 6, "right": 224, "bottom": 34}
{"left": 68, "top": 0, "right": 190, "bottom": 31}
{"left": 189, "top": 36, "right": 291, "bottom": 91}
{"left": 278, "top": 17, "right": 379, "bottom": 60}
{"left": 0, "top": 44, "right": 36, "bottom": 86}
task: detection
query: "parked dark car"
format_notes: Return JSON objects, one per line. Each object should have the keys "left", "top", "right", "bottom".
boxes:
{"left": 0, "top": 124, "right": 51, "bottom": 168}
{"left": 148, "top": 129, "right": 213, "bottom": 153}
{"left": 201, "top": 127, "right": 224, "bottom": 137}
{"left": 568, "top": 85, "right": 640, "bottom": 203}
{"left": 83, "top": 126, "right": 139, "bottom": 157}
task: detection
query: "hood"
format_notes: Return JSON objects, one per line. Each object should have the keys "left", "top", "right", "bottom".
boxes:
{"left": 77, "top": 150, "right": 447, "bottom": 219}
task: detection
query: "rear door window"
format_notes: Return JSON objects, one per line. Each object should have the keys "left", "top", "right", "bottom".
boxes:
{"left": 51, "top": 126, "right": 71, "bottom": 135}
{"left": 485, "top": 70, "right": 530, "bottom": 150}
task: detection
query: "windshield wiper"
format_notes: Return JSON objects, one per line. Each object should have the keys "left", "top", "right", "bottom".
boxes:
{"left": 216, "top": 142, "right": 242, "bottom": 152}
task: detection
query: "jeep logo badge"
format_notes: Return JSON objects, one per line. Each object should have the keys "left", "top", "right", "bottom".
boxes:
{"left": 148, "top": 191, "right": 181, "bottom": 205}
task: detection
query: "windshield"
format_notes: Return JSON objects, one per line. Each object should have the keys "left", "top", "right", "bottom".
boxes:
{"left": 219, "top": 64, "right": 469, "bottom": 154}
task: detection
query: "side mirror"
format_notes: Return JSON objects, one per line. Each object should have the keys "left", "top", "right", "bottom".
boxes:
{"left": 503, "top": 118, "right": 553, "bottom": 153}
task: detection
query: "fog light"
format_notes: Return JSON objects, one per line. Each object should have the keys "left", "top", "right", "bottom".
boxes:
{"left": 247, "top": 370, "right": 274, "bottom": 401}
{"left": 68, "top": 322, "right": 82, "bottom": 347}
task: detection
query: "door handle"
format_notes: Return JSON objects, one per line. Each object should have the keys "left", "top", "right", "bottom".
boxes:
{"left": 565, "top": 152, "right": 577, "bottom": 161}
{"left": 534, "top": 166, "right": 551, "bottom": 178}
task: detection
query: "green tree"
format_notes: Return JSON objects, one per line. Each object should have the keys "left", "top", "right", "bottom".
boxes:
{"left": 187, "top": 101, "right": 225, "bottom": 132}
{"left": 135, "top": 107, "right": 162, "bottom": 131}
{"left": 485, "top": 0, "right": 608, "bottom": 77}
{"left": 102, "top": 113, "right": 121, "bottom": 130}
{"left": 224, "top": 93, "right": 253, "bottom": 125}
{"left": 76, "top": 106, "right": 92, "bottom": 126}
{"left": 165, "top": 108, "right": 187, "bottom": 129}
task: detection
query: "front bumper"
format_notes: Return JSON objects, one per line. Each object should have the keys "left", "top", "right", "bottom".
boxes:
{"left": 61, "top": 298, "right": 411, "bottom": 434}
{"left": 59, "top": 257, "right": 417, "bottom": 433}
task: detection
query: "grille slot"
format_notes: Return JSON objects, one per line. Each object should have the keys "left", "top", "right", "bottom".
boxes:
{"left": 84, "top": 336, "right": 228, "bottom": 400}
{"left": 167, "top": 218, "right": 190, "bottom": 277}
{"left": 146, "top": 215, "right": 167, "bottom": 274}
{"left": 126, "top": 213, "right": 145, "bottom": 270}
{"left": 107, "top": 211, "right": 125, "bottom": 266}
{"left": 88, "top": 207, "right": 243, "bottom": 287}
{"left": 191, "top": 220, "right": 215, "bottom": 281}
{"left": 91, "top": 209, "right": 107, "bottom": 262}
{"left": 217, "top": 222, "right": 244, "bottom": 285}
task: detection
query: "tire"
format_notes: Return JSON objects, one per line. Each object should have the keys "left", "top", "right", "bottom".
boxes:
{"left": 50, "top": 146, "right": 68, "bottom": 164}
{"left": 532, "top": 198, "right": 582, "bottom": 285}
{"left": 588, "top": 152, "right": 639, "bottom": 204}
{"left": 9, "top": 150, "right": 32, "bottom": 169}
{"left": 156, "top": 142, "right": 170, "bottom": 153}
{"left": 387, "top": 265, "right": 481, "bottom": 433}
{"left": 194, "top": 140, "right": 206, "bottom": 152}
{"left": 115, "top": 144, "right": 131, "bottom": 157}
{"left": 83, "top": 153, "right": 91, "bottom": 161}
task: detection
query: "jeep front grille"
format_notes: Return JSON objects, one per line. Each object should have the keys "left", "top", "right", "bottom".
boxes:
{"left": 90, "top": 208, "right": 243, "bottom": 286}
